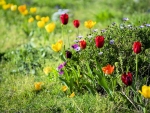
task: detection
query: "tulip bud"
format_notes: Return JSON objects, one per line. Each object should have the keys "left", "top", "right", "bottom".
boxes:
{"left": 60, "top": 13, "right": 69, "bottom": 25}
{"left": 121, "top": 72, "right": 132, "bottom": 86}
{"left": 66, "top": 51, "right": 72, "bottom": 58}
{"left": 95, "top": 36, "right": 104, "bottom": 48}
{"left": 132, "top": 41, "right": 142, "bottom": 54}
{"left": 73, "top": 20, "right": 80, "bottom": 28}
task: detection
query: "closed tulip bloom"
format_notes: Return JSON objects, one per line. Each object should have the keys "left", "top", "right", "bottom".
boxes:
{"left": 69, "top": 92, "right": 75, "bottom": 98}
{"left": 11, "top": 5, "right": 17, "bottom": 11}
{"left": 43, "top": 66, "right": 52, "bottom": 75}
{"left": 102, "top": 64, "right": 115, "bottom": 75}
{"left": 51, "top": 40, "right": 63, "bottom": 52}
{"left": 66, "top": 50, "right": 72, "bottom": 58}
{"left": 79, "top": 40, "right": 86, "bottom": 49}
{"left": 62, "top": 86, "right": 68, "bottom": 92}
{"left": 37, "top": 21, "right": 45, "bottom": 28}
{"left": 132, "top": 41, "right": 142, "bottom": 54}
{"left": 28, "top": 17, "right": 34, "bottom": 23}
{"left": 95, "top": 36, "right": 104, "bottom": 48}
{"left": 60, "top": 13, "right": 69, "bottom": 25}
{"left": 73, "top": 20, "right": 80, "bottom": 28}
{"left": 45, "top": 22, "right": 56, "bottom": 33}
{"left": 121, "top": 72, "right": 132, "bottom": 86}
{"left": 30, "top": 7, "right": 37, "bottom": 13}
{"left": 139, "top": 85, "right": 150, "bottom": 98}
{"left": 84, "top": 20, "right": 96, "bottom": 29}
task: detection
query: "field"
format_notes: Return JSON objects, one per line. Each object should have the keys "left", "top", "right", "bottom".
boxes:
{"left": 0, "top": 0, "right": 150, "bottom": 113}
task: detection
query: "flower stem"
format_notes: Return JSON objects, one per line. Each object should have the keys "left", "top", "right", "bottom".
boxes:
{"left": 135, "top": 54, "right": 138, "bottom": 81}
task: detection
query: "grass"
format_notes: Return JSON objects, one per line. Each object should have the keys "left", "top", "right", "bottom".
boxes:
{"left": 0, "top": 0, "right": 150, "bottom": 112}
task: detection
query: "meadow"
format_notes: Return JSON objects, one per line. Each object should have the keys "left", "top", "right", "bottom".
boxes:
{"left": 0, "top": 0, "right": 150, "bottom": 112}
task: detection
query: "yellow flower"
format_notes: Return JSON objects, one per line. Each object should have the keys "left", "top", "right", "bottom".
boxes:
{"left": 45, "top": 22, "right": 56, "bottom": 33}
{"left": 11, "top": 5, "right": 17, "bottom": 11}
{"left": 35, "top": 15, "right": 41, "bottom": 20}
{"left": 51, "top": 40, "right": 63, "bottom": 52}
{"left": 43, "top": 66, "right": 52, "bottom": 75}
{"left": 0, "top": 0, "right": 6, "bottom": 6}
{"left": 30, "top": 7, "right": 37, "bottom": 13}
{"left": 37, "top": 21, "right": 45, "bottom": 28}
{"left": 2, "top": 3, "right": 12, "bottom": 10}
{"left": 139, "top": 85, "right": 150, "bottom": 98}
{"left": 69, "top": 92, "right": 75, "bottom": 98}
{"left": 22, "top": 9, "right": 28, "bottom": 15}
{"left": 41, "top": 16, "right": 49, "bottom": 23}
{"left": 84, "top": 20, "right": 96, "bottom": 29}
{"left": 18, "top": 4, "right": 26, "bottom": 13}
{"left": 34, "top": 82, "right": 43, "bottom": 91}
{"left": 28, "top": 17, "right": 34, "bottom": 23}
{"left": 62, "top": 86, "right": 68, "bottom": 92}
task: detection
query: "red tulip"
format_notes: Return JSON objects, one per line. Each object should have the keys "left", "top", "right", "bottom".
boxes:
{"left": 132, "top": 41, "right": 142, "bottom": 54}
{"left": 121, "top": 72, "right": 132, "bottom": 86}
{"left": 95, "top": 36, "right": 104, "bottom": 48}
{"left": 60, "top": 13, "right": 69, "bottom": 25}
{"left": 79, "top": 40, "right": 86, "bottom": 49}
{"left": 73, "top": 20, "right": 80, "bottom": 28}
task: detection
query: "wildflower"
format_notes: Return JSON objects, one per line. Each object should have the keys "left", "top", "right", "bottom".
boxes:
{"left": 11, "top": 5, "right": 17, "bottom": 11}
{"left": 95, "top": 36, "right": 104, "bottom": 48}
{"left": 88, "top": 35, "right": 93, "bottom": 39}
{"left": 21, "top": 9, "right": 28, "bottom": 16}
{"left": 139, "top": 85, "right": 150, "bottom": 98}
{"left": 2, "top": 4, "right": 11, "bottom": 10}
{"left": 123, "top": 17, "right": 129, "bottom": 21}
{"left": 132, "top": 41, "right": 142, "bottom": 54}
{"left": 145, "top": 24, "right": 150, "bottom": 27}
{"left": 98, "top": 52, "right": 103, "bottom": 55}
{"left": 59, "top": 70, "right": 64, "bottom": 75}
{"left": 84, "top": 20, "right": 96, "bottom": 29}
{"left": 79, "top": 40, "right": 86, "bottom": 49}
{"left": 110, "top": 40, "right": 114, "bottom": 45}
{"left": 102, "top": 64, "right": 114, "bottom": 75}
{"left": 37, "top": 21, "right": 45, "bottom": 28}
{"left": 28, "top": 17, "right": 34, "bottom": 23}
{"left": 77, "top": 35, "right": 83, "bottom": 39}
{"left": 72, "top": 44, "right": 80, "bottom": 51}
{"left": 93, "top": 29, "right": 98, "bottom": 32}
{"left": 62, "top": 85, "right": 68, "bottom": 92}
{"left": 60, "top": 13, "right": 69, "bottom": 25}
{"left": 73, "top": 20, "right": 80, "bottom": 28}
{"left": 51, "top": 40, "right": 63, "bottom": 52}
{"left": 43, "top": 66, "right": 52, "bottom": 75}
{"left": 57, "top": 62, "right": 66, "bottom": 75}
{"left": 69, "top": 92, "right": 75, "bottom": 98}
{"left": 139, "top": 25, "right": 144, "bottom": 28}
{"left": 41, "top": 16, "right": 49, "bottom": 23}
{"left": 35, "top": 15, "right": 41, "bottom": 20}
{"left": 66, "top": 50, "right": 72, "bottom": 58}
{"left": 45, "top": 22, "right": 56, "bottom": 33}
{"left": 34, "top": 82, "right": 43, "bottom": 91}
{"left": 30, "top": 7, "right": 37, "bottom": 13}
{"left": 121, "top": 72, "right": 132, "bottom": 86}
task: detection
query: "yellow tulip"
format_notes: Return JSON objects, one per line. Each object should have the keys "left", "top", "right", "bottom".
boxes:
{"left": 11, "top": 5, "right": 17, "bottom": 11}
{"left": 139, "top": 85, "right": 150, "bottom": 98}
{"left": 51, "top": 40, "right": 63, "bottom": 52}
{"left": 69, "top": 92, "right": 75, "bottom": 98}
{"left": 30, "top": 7, "right": 37, "bottom": 13}
{"left": 18, "top": 4, "right": 26, "bottom": 13}
{"left": 35, "top": 15, "right": 41, "bottom": 20}
{"left": 28, "top": 17, "right": 34, "bottom": 23}
{"left": 37, "top": 21, "right": 45, "bottom": 28}
{"left": 62, "top": 86, "right": 68, "bottom": 92}
{"left": 43, "top": 66, "right": 52, "bottom": 75}
{"left": 2, "top": 4, "right": 9, "bottom": 10}
{"left": 0, "top": 0, "right": 6, "bottom": 6}
{"left": 84, "top": 20, "right": 96, "bottom": 29}
{"left": 21, "top": 9, "right": 28, "bottom": 16}
{"left": 34, "top": 82, "right": 43, "bottom": 91}
{"left": 45, "top": 22, "right": 55, "bottom": 33}
{"left": 41, "top": 16, "right": 49, "bottom": 23}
